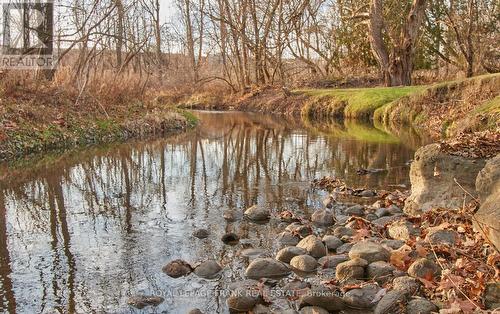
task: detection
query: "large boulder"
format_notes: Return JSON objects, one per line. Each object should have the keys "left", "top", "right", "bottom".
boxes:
{"left": 404, "top": 144, "right": 486, "bottom": 215}
{"left": 474, "top": 154, "right": 500, "bottom": 251}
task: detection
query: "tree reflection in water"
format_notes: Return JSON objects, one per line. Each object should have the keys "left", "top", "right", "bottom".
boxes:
{"left": 0, "top": 111, "right": 426, "bottom": 313}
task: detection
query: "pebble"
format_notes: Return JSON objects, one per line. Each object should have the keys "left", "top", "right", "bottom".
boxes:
{"left": 381, "top": 239, "right": 405, "bottom": 250}
{"left": 407, "top": 258, "right": 441, "bottom": 280}
{"left": 336, "top": 243, "right": 353, "bottom": 254}
{"left": 300, "top": 306, "right": 329, "bottom": 314}
{"left": 162, "top": 259, "right": 192, "bottom": 278}
{"left": 484, "top": 282, "right": 500, "bottom": 309}
{"left": 226, "top": 280, "right": 262, "bottom": 312}
{"left": 345, "top": 204, "right": 365, "bottom": 216}
{"left": 318, "top": 255, "right": 348, "bottom": 269}
{"left": 333, "top": 226, "right": 355, "bottom": 238}
{"left": 311, "top": 209, "right": 334, "bottom": 226}
{"left": 407, "top": 298, "right": 438, "bottom": 314}
{"left": 192, "top": 229, "right": 209, "bottom": 239}
{"left": 297, "top": 235, "right": 327, "bottom": 258}
{"left": 245, "top": 258, "right": 291, "bottom": 279}
{"left": 367, "top": 261, "right": 396, "bottom": 284}
{"left": 221, "top": 232, "right": 240, "bottom": 245}
{"left": 335, "top": 257, "right": 367, "bottom": 281}
{"left": 349, "top": 240, "right": 390, "bottom": 263}
{"left": 187, "top": 309, "right": 203, "bottom": 314}
{"left": 387, "top": 220, "right": 421, "bottom": 241}
{"left": 193, "top": 260, "right": 222, "bottom": 279}
{"left": 392, "top": 276, "right": 421, "bottom": 296}
{"left": 276, "top": 246, "right": 307, "bottom": 263}
{"left": 425, "top": 229, "right": 458, "bottom": 246}
{"left": 290, "top": 255, "right": 318, "bottom": 272}
{"left": 127, "top": 295, "right": 164, "bottom": 309}
{"left": 244, "top": 205, "right": 270, "bottom": 221}
{"left": 343, "top": 283, "right": 382, "bottom": 308}
{"left": 286, "top": 223, "right": 313, "bottom": 238}
{"left": 373, "top": 290, "right": 407, "bottom": 314}
{"left": 375, "top": 207, "right": 391, "bottom": 218}
{"left": 298, "top": 285, "right": 347, "bottom": 312}
{"left": 277, "top": 231, "right": 300, "bottom": 246}
{"left": 322, "top": 235, "right": 343, "bottom": 251}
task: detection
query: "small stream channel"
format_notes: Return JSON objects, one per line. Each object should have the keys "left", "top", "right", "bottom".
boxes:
{"left": 0, "top": 111, "right": 428, "bottom": 313}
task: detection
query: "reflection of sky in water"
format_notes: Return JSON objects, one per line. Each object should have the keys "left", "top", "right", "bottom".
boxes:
{"left": 0, "top": 111, "right": 424, "bottom": 313}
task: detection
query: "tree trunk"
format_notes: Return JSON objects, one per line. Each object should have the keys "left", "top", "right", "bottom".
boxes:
{"left": 368, "top": 0, "right": 427, "bottom": 86}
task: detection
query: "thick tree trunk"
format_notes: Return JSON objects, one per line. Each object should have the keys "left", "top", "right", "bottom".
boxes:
{"left": 368, "top": 0, "right": 427, "bottom": 86}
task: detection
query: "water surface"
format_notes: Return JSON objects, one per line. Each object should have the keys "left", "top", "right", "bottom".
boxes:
{"left": 0, "top": 111, "right": 426, "bottom": 313}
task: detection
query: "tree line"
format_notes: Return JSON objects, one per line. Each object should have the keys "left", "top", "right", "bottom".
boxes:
{"left": 11, "top": 0, "right": 500, "bottom": 90}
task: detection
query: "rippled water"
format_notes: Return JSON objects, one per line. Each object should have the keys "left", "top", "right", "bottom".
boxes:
{"left": 0, "top": 111, "right": 427, "bottom": 313}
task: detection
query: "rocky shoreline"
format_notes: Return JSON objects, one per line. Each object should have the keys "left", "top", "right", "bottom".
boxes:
{"left": 129, "top": 144, "right": 499, "bottom": 313}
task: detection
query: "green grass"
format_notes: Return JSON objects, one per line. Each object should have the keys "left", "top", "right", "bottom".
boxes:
{"left": 177, "top": 109, "right": 199, "bottom": 127}
{"left": 299, "top": 85, "right": 425, "bottom": 119}
{"left": 473, "top": 96, "right": 500, "bottom": 114}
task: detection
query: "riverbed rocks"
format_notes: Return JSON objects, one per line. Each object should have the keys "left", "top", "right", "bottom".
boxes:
{"left": 387, "top": 220, "right": 420, "bottom": 241}
{"left": 297, "top": 235, "right": 327, "bottom": 258}
{"left": 192, "top": 228, "right": 210, "bottom": 239}
{"left": 162, "top": 259, "right": 193, "bottom": 278}
{"left": 290, "top": 255, "right": 317, "bottom": 272}
{"left": 276, "top": 246, "right": 307, "bottom": 263}
{"left": 318, "top": 255, "right": 348, "bottom": 269}
{"left": 221, "top": 232, "right": 240, "bottom": 245}
{"left": 484, "top": 282, "right": 500, "bottom": 309}
{"left": 193, "top": 260, "right": 222, "bottom": 279}
{"left": 298, "top": 285, "right": 347, "bottom": 312}
{"left": 342, "top": 283, "right": 381, "bottom": 308}
{"left": 404, "top": 143, "right": 486, "bottom": 215}
{"left": 393, "top": 276, "right": 421, "bottom": 296}
{"left": 335, "top": 257, "right": 367, "bottom": 281}
{"left": 322, "top": 235, "right": 343, "bottom": 251}
{"left": 244, "top": 205, "right": 270, "bottom": 221}
{"left": 226, "top": 280, "right": 263, "bottom": 312}
{"left": 348, "top": 240, "right": 390, "bottom": 263}
{"left": 406, "top": 298, "right": 438, "bottom": 314}
{"left": 333, "top": 226, "right": 355, "bottom": 238}
{"left": 277, "top": 231, "right": 300, "bottom": 246}
{"left": 345, "top": 204, "right": 365, "bottom": 216}
{"left": 299, "top": 306, "right": 329, "bottom": 314}
{"left": 367, "top": 261, "right": 396, "bottom": 284}
{"left": 127, "top": 295, "right": 164, "bottom": 309}
{"left": 374, "top": 290, "right": 407, "bottom": 314}
{"left": 245, "top": 258, "right": 291, "bottom": 279}
{"left": 286, "top": 223, "right": 313, "bottom": 238}
{"left": 425, "top": 229, "right": 458, "bottom": 246}
{"left": 311, "top": 209, "right": 334, "bottom": 226}
{"left": 407, "top": 258, "right": 441, "bottom": 280}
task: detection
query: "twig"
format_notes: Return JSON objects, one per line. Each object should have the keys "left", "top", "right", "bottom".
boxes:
{"left": 453, "top": 178, "right": 479, "bottom": 203}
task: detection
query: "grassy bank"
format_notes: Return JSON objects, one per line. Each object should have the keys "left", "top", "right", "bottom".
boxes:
{"left": 374, "top": 73, "right": 500, "bottom": 137}
{"left": 0, "top": 83, "right": 197, "bottom": 161}
{"left": 299, "top": 85, "right": 425, "bottom": 119}
{"left": 178, "top": 73, "right": 499, "bottom": 140}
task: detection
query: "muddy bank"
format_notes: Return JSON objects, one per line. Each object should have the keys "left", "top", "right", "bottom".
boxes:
{"left": 0, "top": 85, "right": 197, "bottom": 161}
